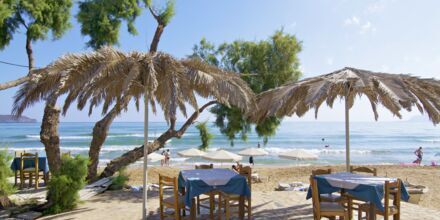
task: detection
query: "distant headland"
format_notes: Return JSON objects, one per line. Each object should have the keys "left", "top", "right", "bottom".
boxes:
{"left": 0, "top": 115, "right": 37, "bottom": 123}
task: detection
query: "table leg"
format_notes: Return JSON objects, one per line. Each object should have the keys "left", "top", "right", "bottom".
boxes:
{"left": 190, "top": 198, "right": 196, "bottom": 220}
{"left": 209, "top": 192, "right": 214, "bottom": 219}
{"left": 239, "top": 195, "right": 245, "bottom": 220}
{"left": 369, "top": 203, "right": 376, "bottom": 220}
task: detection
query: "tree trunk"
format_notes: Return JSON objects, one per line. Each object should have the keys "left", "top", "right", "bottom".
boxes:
{"left": 25, "top": 35, "right": 34, "bottom": 71}
{"left": 149, "top": 24, "right": 164, "bottom": 53}
{"left": 40, "top": 98, "right": 61, "bottom": 173}
{"left": 100, "top": 101, "right": 216, "bottom": 178}
{"left": 87, "top": 103, "right": 125, "bottom": 181}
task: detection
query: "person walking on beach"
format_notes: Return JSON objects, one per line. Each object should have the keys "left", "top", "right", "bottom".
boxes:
{"left": 257, "top": 142, "right": 261, "bottom": 148}
{"left": 249, "top": 156, "right": 254, "bottom": 166}
{"left": 164, "top": 149, "right": 171, "bottom": 166}
{"left": 414, "top": 147, "right": 423, "bottom": 165}
{"left": 160, "top": 150, "right": 165, "bottom": 166}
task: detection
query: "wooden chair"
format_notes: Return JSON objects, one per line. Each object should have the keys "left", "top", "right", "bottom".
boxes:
{"left": 220, "top": 166, "right": 252, "bottom": 220}
{"left": 20, "top": 152, "right": 39, "bottom": 189}
{"left": 14, "top": 150, "right": 25, "bottom": 186}
{"left": 159, "top": 174, "right": 193, "bottom": 220}
{"left": 195, "top": 164, "right": 216, "bottom": 216}
{"left": 310, "top": 176, "right": 349, "bottom": 220}
{"left": 350, "top": 166, "right": 377, "bottom": 176}
{"left": 358, "top": 179, "right": 401, "bottom": 220}
{"left": 312, "top": 168, "right": 345, "bottom": 203}
{"left": 349, "top": 166, "right": 378, "bottom": 213}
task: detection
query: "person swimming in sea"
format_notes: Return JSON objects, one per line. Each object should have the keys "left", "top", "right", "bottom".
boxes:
{"left": 322, "top": 138, "right": 329, "bottom": 148}
{"left": 414, "top": 146, "right": 423, "bottom": 165}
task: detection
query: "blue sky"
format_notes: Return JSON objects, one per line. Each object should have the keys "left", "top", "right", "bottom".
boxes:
{"left": 0, "top": 0, "right": 439, "bottom": 123}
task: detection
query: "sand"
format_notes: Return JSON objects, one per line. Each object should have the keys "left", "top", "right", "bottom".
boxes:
{"left": 40, "top": 165, "right": 440, "bottom": 219}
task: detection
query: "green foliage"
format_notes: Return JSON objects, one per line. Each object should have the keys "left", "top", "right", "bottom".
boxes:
{"left": 109, "top": 167, "right": 129, "bottom": 190}
{"left": 0, "top": 0, "right": 73, "bottom": 49}
{"left": 45, "top": 155, "right": 88, "bottom": 214}
{"left": 0, "top": 149, "right": 14, "bottom": 197}
{"left": 77, "top": 0, "right": 175, "bottom": 49}
{"left": 77, "top": 0, "right": 141, "bottom": 49}
{"left": 191, "top": 30, "right": 302, "bottom": 145}
{"left": 195, "top": 121, "right": 214, "bottom": 151}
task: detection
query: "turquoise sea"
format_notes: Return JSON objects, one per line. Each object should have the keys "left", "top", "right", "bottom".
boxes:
{"left": 0, "top": 121, "right": 439, "bottom": 166}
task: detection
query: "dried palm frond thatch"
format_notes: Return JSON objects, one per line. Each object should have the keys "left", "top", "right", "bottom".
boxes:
{"left": 254, "top": 67, "right": 440, "bottom": 171}
{"left": 12, "top": 47, "right": 256, "bottom": 121}
{"left": 254, "top": 67, "right": 440, "bottom": 124}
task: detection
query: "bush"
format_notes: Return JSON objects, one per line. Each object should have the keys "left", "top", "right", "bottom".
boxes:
{"left": 45, "top": 155, "right": 88, "bottom": 214}
{"left": 109, "top": 167, "right": 129, "bottom": 190}
{"left": 0, "top": 149, "right": 15, "bottom": 207}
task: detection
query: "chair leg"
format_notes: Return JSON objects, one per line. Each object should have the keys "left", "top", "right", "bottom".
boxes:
{"left": 247, "top": 198, "right": 251, "bottom": 220}
{"left": 20, "top": 172, "right": 24, "bottom": 189}
{"left": 218, "top": 193, "right": 222, "bottom": 220}
{"left": 196, "top": 196, "right": 200, "bottom": 214}
{"left": 358, "top": 209, "right": 362, "bottom": 220}
{"left": 209, "top": 193, "right": 214, "bottom": 219}
{"left": 35, "top": 172, "right": 39, "bottom": 189}
{"left": 14, "top": 171, "right": 17, "bottom": 186}
{"left": 393, "top": 213, "right": 399, "bottom": 220}
{"left": 225, "top": 196, "right": 230, "bottom": 220}
{"left": 159, "top": 203, "right": 164, "bottom": 220}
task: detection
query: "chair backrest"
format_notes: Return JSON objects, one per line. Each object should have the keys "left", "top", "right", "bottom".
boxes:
{"left": 20, "top": 152, "right": 38, "bottom": 173}
{"left": 239, "top": 166, "right": 252, "bottom": 190}
{"left": 350, "top": 166, "right": 377, "bottom": 176}
{"left": 15, "top": 150, "right": 25, "bottom": 157}
{"left": 159, "top": 174, "right": 179, "bottom": 208}
{"left": 309, "top": 176, "right": 321, "bottom": 215}
{"left": 195, "top": 164, "right": 213, "bottom": 169}
{"left": 312, "top": 168, "right": 332, "bottom": 176}
{"left": 384, "top": 179, "right": 401, "bottom": 216}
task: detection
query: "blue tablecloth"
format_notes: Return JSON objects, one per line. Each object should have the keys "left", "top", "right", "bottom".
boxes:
{"left": 178, "top": 169, "right": 251, "bottom": 207}
{"left": 10, "top": 157, "right": 49, "bottom": 174}
{"left": 306, "top": 172, "right": 410, "bottom": 212}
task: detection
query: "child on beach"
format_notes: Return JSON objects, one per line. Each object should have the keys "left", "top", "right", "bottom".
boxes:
{"left": 164, "top": 149, "right": 170, "bottom": 166}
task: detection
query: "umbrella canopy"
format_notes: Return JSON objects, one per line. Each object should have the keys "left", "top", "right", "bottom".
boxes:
{"left": 279, "top": 149, "right": 318, "bottom": 160}
{"left": 254, "top": 67, "right": 440, "bottom": 170}
{"left": 146, "top": 152, "right": 165, "bottom": 162}
{"left": 177, "top": 148, "right": 206, "bottom": 157}
{"left": 238, "top": 148, "right": 269, "bottom": 156}
{"left": 13, "top": 47, "right": 256, "bottom": 219}
{"left": 202, "top": 149, "right": 243, "bottom": 162}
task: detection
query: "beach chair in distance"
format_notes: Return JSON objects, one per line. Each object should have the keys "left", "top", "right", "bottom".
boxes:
{"left": 195, "top": 164, "right": 216, "bottom": 217}
{"left": 14, "top": 150, "right": 25, "bottom": 185}
{"left": 159, "top": 174, "right": 193, "bottom": 220}
{"left": 350, "top": 166, "right": 377, "bottom": 176}
{"left": 310, "top": 176, "right": 349, "bottom": 220}
{"left": 20, "top": 152, "right": 39, "bottom": 189}
{"left": 220, "top": 166, "right": 252, "bottom": 220}
{"left": 358, "top": 179, "right": 401, "bottom": 220}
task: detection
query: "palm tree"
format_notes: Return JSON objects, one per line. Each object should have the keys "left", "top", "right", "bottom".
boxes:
{"left": 253, "top": 67, "right": 440, "bottom": 170}
{"left": 12, "top": 46, "right": 256, "bottom": 181}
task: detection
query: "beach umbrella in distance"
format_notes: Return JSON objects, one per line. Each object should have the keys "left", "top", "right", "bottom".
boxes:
{"left": 202, "top": 149, "right": 243, "bottom": 162}
{"left": 253, "top": 67, "right": 440, "bottom": 171}
{"left": 177, "top": 148, "right": 206, "bottom": 157}
{"left": 279, "top": 149, "right": 318, "bottom": 160}
{"left": 238, "top": 148, "right": 269, "bottom": 156}
{"left": 12, "top": 47, "right": 256, "bottom": 219}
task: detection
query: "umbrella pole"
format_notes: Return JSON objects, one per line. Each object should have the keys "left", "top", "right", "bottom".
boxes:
{"left": 345, "top": 85, "right": 350, "bottom": 172}
{"left": 142, "top": 85, "right": 149, "bottom": 219}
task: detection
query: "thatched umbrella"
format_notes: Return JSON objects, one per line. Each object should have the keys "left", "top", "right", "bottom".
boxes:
{"left": 254, "top": 67, "right": 440, "bottom": 171}
{"left": 12, "top": 47, "right": 256, "bottom": 217}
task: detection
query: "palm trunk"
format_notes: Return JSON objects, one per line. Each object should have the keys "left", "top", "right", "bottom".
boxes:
{"left": 26, "top": 35, "right": 35, "bottom": 71}
{"left": 100, "top": 101, "right": 216, "bottom": 178}
{"left": 149, "top": 24, "right": 164, "bottom": 53}
{"left": 0, "top": 75, "right": 30, "bottom": 91}
{"left": 86, "top": 104, "right": 123, "bottom": 181}
{"left": 40, "top": 97, "right": 61, "bottom": 173}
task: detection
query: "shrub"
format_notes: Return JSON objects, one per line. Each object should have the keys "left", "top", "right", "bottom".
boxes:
{"left": 195, "top": 121, "right": 214, "bottom": 151}
{"left": 109, "top": 167, "right": 129, "bottom": 190}
{"left": 0, "top": 149, "right": 15, "bottom": 207}
{"left": 45, "top": 155, "right": 87, "bottom": 214}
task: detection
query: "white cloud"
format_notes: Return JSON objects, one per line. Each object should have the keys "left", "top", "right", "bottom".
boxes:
{"left": 344, "top": 16, "right": 376, "bottom": 34}
{"left": 360, "top": 21, "right": 377, "bottom": 34}
{"left": 326, "top": 57, "right": 334, "bottom": 65}
{"left": 366, "top": 1, "right": 386, "bottom": 14}
{"left": 344, "top": 16, "right": 360, "bottom": 26}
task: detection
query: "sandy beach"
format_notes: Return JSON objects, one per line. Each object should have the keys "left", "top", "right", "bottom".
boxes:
{"left": 39, "top": 164, "right": 440, "bottom": 219}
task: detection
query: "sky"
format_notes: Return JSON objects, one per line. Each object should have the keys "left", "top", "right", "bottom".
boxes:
{"left": 0, "top": 0, "right": 439, "bottom": 123}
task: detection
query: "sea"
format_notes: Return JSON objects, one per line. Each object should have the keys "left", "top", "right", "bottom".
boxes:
{"left": 0, "top": 121, "right": 439, "bottom": 166}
